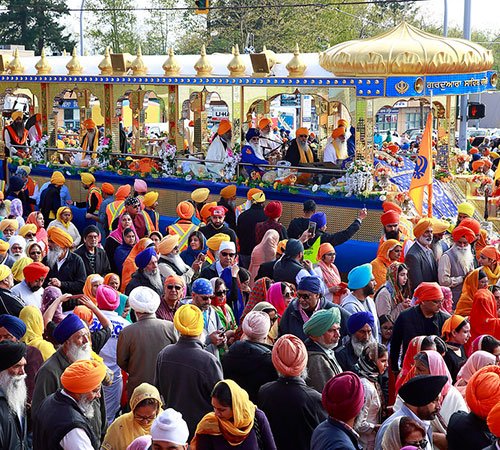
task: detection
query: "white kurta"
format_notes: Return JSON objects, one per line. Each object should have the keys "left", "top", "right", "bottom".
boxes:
{"left": 206, "top": 135, "right": 227, "bottom": 178}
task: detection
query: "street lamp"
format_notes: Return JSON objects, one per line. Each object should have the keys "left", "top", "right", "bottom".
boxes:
{"left": 458, "top": 0, "right": 472, "bottom": 150}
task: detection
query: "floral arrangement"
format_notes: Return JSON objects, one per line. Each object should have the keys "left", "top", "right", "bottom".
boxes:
{"left": 159, "top": 140, "right": 178, "bottom": 176}
{"left": 345, "top": 159, "right": 374, "bottom": 196}
{"left": 394, "top": 191, "right": 411, "bottom": 204}
{"left": 31, "top": 135, "right": 49, "bottom": 164}
{"left": 374, "top": 165, "right": 393, "bottom": 179}
{"left": 223, "top": 145, "right": 241, "bottom": 181}
{"left": 97, "top": 135, "right": 112, "bottom": 169}
{"left": 434, "top": 165, "right": 453, "bottom": 183}
{"left": 469, "top": 174, "right": 493, "bottom": 196}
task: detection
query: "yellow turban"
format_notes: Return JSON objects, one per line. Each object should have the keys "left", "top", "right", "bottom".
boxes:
{"left": 457, "top": 202, "right": 475, "bottom": 218}
{"left": 0, "top": 240, "right": 9, "bottom": 254}
{"left": 18, "top": 224, "right": 37, "bottom": 238}
{"left": 413, "top": 218, "right": 433, "bottom": 238}
{"left": 19, "top": 165, "right": 31, "bottom": 175}
{"left": 158, "top": 234, "right": 179, "bottom": 256}
{"left": 251, "top": 191, "right": 266, "bottom": 203}
{"left": 11, "top": 111, "right": 23, "bottom": 121}
{"left": 0, "top": 219, "right": 19, "bottom": 232}
{"left": 430, "top": 218, "right": 450, "bottom": 234}
{"left": 61, "top": 360, "right": 107, "bottom": 394}
{"left": 11, "top": 257, "right": 33, "bottom": 282}
{"left": 174, "top": 304, "right": 204, "bottom": 336}
{"left": 47, "top": 227, "right": 73, "bottom": 248}
{"left": 191, "top": 188, "right": 210, "bottom": 204}
{"left": 220, "top": 185, "right": 237, "bottom": 199}
{"left": 206, "top": 233, "right": 230, "bottom": 251}
{"left": 0, "top": 265, "right": 12, "bottom": 282}
{"left": 143, "top": 191, "right": 159, "bottom": 208}
{"left": 50, "top": 171, "right": 66, "bottom": 186}
{"left": 247, "top": 188, "right": 262, "bottom": 201}
{"left": 80, "top": 173, "right": 95, "bottom": 186}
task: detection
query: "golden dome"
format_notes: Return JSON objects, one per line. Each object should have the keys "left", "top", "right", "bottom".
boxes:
{"left": 162, "top": 48, "right": 180, "bottom": 76}
{"left": 35, "top": 48, "right": 51, "bottom": 75}
{"left": 286, "top": 43, "right": 307, "bottom": 77}
{"left": 319, "top": 22, "right": 494, "bottom": 76}
{"left": 227, "top": 45, "right": 246, "bottom": 76}
{"left": 194, "top": 45, "right": 213, "bottom": 76}
{"left": 131, "top": 45, "right": 148, "bottom": 76}
{"left": 66, "top": 48, "right": 83, "bottom": 75}
{"left": 8, "top": 49, "right": 24, "bottom": 75}
{"left": 98, "top": 47, "right": 113, "bottom": 75}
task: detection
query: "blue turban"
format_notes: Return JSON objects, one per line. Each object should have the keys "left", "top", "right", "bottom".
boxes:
{"left": 303, "top": 308, "right": 341, "bottom": 337}
{"left": 9, "top": 176, "right": 25, "bottom": 192}
{"left": 53, "top": 313, "right": 86, "bottom": 344}
{"left": 347, "top": 311, "right": 374, "bottom": 334}
{"left": 0, "top": 314, "right": 26, "bottom": 340}
{"left": 297, "top": 276, "right": 322, "bottom": 294}
{"left": 310, "top": 212, "right": 327, "bottom": 229}
{"left": 285, "top": 239, "right": 304, "bottom": 258}
{"left": 192, "top": 278, "right": 213, "bottom": 295}
{"left": 347, "top": 263, "right": 373, "bottom": 290}
{"left": 471, "top": 153, "right": 481, "bottom": 162}
{"left": 246, "top": 128, "right": 260, "bottom": 142}
{"left": 135, "top": 247, "right": 157, "bottom": 270}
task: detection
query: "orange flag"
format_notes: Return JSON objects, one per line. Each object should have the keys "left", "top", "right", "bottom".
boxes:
{"left": 409, "top": 113, "right": 433, "bottom": 217}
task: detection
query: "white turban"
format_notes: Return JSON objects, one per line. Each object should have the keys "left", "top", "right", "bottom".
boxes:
{"left": 8, "top": 235, "right": 26, "bottom": 255}
{"left": 151, "top": 408, "right": 189, "bottom": 445}
{"left": 219, "top": 241, "right": 236, "bottom": 254}
{"left": 128, "top": 286, "right": 161, "bottom": 314}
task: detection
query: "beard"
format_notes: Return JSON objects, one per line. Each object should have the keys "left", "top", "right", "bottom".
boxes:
{"left": 11, "top": 121, "right": 25, "bottom": 139}
{"left": 0, "top": 371, "right": 27, "bottom": 418}
{"left": 351, "top": 334, "right": 375, "bottom": 357}
{"left": 431, "top": 239, "right": 444, "bottom": 261}
{"left": 418, "top": 235, "right": 433, "bottom": 247}
{"left": 363, "top": 284, "right": 375, "bottom": 297}
{"left": 9, "top": 252, "right": 23, "bottom": 262}
{"left": 144, "top": 269, "right": 163, "bottom": 293}
{"left": 46, "top": 246, "right": 63, "bottom": 269}
{"left": 318, "top": 336, "right": 339, "bottom": 350}
{"left": 164, "top": 254, "right": 189, "bottom": 273}
{"left": 333, "top": 137, "right": 348, "bottom": 156}
{"left": 384, "top": 229, "right": 400, "bottom": 240}
{"left": 454, "top": 245, "right": 474, "bottom": 270}
{"left": 66, "top": 342, "right": 92, "bottom": 363}
{"left": 77, "top": 396, "right": 95, "bottom": 419}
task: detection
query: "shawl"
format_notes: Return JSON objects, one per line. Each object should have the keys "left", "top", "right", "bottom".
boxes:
{"left": 455, "top": 269, "right": 481, "bottom": 316}
{"left": 26, "top": 212, "right": 48, "bottom": 251}
{"left": 19, "top": 305, "right": 56, "bottom": 361}
{"left": 121, "top": 238, "right": 153, "bottom": 292}
{"left": 395, "top": 336, "right": 426, "bottom": 393}
{"left": 469, "top": 289, "right": 500, "bottom": 353}
{"left": 240, "top": 277, "right": 270, "bottom": 321}
{"left": 109, "top": 214, "right": 139, "bottom": 245}
{"left": 423, "top": 350, "right": 452, "bottom": 397}
{"left": 83, "top": 274, "right": 104, "bottom": 304}
{"left": 180, "top": 233, "right": 207, "bottom": 266}
{"left": 266, "top": 282, "right": 288, "bottom": 316}
{"left": 384, "top": 262, "right": 410, "bottom": 306}
{"left": 249, "top": 229, "right": 279, "bottom": 286}
{"left": 455, "top": 350, "right": 496, "bottom": 396}
{"left": 297, "top": 141, "right": 314, "bottom": 164}
{"left": 483, "top": 264, "right": 500, "bottom": 285}
{"left": 316, "top": 260, "right": 341, "bottom": 289}
{"left": 371, "top": 239, "right": 401, "bottom": 292}
{"left": 40, "top": 286, "right": 65, "bottom": 323}
{"left": 55, "top": 207, "right": 72, "bottom": 229}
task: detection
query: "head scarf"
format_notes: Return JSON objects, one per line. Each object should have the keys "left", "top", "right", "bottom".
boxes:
{"left": 126, "top": 436, "right": 152, "bottom": 450}
{"left": 469, "top": 289, "right": 499, "bottom": 346}
{"left": 240, "top": 277, "right": 270, "bottom": 322}
{"left": 441, "top": 315, "right": 467, "bottom": 340}
{"left": 249, "top": 229, "right": 279, "bottom": 284}
{"left": 55, "top": 206, "right": 72, "bottom": 229}
{"left": 109, "top": 213, "right": 139, "bottom": 244}
{"left": 456, "top": 350, "right": 496, "bottom": 385}
{"left": 395, "top": 336, "right": 426, "bottom": 393}
{"left": 10, "top": 198, "right": 23, "bottom": 217}
{"left": 11, "top": 257, "right": 33, "bottom": 282}
{"left": 322, "top": 372, "right": 364, "bottom": 421}
{"left": 384, "top": 262, "right": 410, "bottom": 305}
{"left": 266, "top": 282, "right": 287, "bottom": 316}
{"left": 83, "top": 274, "right": 104, "bottom": 304}
{"left": 61, "top": 360, "right": 107, "bottom": 394}
{"left": 121, "top": 238, "right": 154, "bottom": 292}
{"left": 41, "top": 286, "right": 64, "bottom": 323}
{"left": 481, "top": 245, "right": 500, "bottom": 262}
{"left": 466, "top": 365, "right": 500, "bottom": 419}
{"left": 173, "top": 304, "right": 204, "bottom": 336}
{"left": 19, "top": 306, "right": 55, "bottom": 361}
{"left": 420, "top": 350, "right": 453, "bottom": 396}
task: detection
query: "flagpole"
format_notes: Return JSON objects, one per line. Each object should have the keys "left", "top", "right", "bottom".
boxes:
{"left": 428, "top": 90, "right": 433, "bottom": 218}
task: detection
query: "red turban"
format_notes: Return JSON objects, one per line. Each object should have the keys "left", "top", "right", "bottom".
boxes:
{"left": 414, "top": 282, "right": 444, "bottom": 304}
{"left": 264, "top": 201, "right": 283, "bottom": 219}
{"left": 381, "top": 210, "right": 400, "bottom": 226}
{"left": 209, "top": 205, "right": 227, "bottom": 217}
{"left": 481, "top": 245, "right": 500, "bottom": 262}
{"left": 451, "top": 226, "right": 476, "bottom": 244}
{"left": 470, "top": 147, "right": 479, "bottom": 154}
{"left": 272, "top": 334, "right": 307, "bottom": 377}
{"left": 322, "top": 372, "right": 365, "bottom": 422}
{"left": 61, "top": 360, "right": 107, "bottom": 394}
{"left": 466, "top": 365, "right": 500, "bottom": 419}
{"left": 23, "top": 262, "right": 49, "bottom": 283}
{"left": 460, "top": 218, "right": 481, "bottom": 235}
{"left": 382, "top": 201, "right": 402, "bottom": 214}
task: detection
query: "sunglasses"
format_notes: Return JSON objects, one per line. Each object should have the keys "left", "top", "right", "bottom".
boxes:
{"left": 298, "top": 134, "right": 308, "bottom": 138}
{"left": 200, "top": 295, "right": 212, "bottom": 301}
{"left": 25, "top": 233, "right": 35, "bottom": 239}
{"left": 220, "top": 252, "right": 235, "bottom": 257}
{"left": 167, "top": 285, "right": 182, "bottom": 291}
{"left": 406, "top": 439, "right": 428, "bottom": 449}
{"left": 283, "top": 291, "right": 293, "bottom": 298}
{"left": 215, "top": 290, "right": 228, "bottom": 296}
{"left": 297, "top": 292, "right": 313, "bottom": 300}
{"left": 30, "top": 251, "right": 42, "bottom": 255}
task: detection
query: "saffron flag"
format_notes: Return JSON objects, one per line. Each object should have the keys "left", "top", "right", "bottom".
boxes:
{"left": 409, "top": 113, "right": 433, "bottom": 216}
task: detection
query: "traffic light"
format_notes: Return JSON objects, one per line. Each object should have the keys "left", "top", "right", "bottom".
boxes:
{"left": 195, "top": 0, "right": 209, "bottom": 14}
{"left": 468, "top": 102, "right": 485, "bottom": 120}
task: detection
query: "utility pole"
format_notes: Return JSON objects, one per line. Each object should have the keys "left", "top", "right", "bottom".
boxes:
{"left": 443, "top": 0, "right": 448, "bottom": 36}
{"left": 80, "top": 0, "right": 85, "bottom": 56}
{"left": 458, "top": 0, "right": 471, "bottom": 150}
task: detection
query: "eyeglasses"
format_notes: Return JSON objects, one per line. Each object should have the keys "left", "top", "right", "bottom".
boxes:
{"left": 324, "top": 252, "right": 336, "bottom": 257}
{"left": 134, "top": 413, "right": 156, "bottom": 423}
{"left": 283, "top": 291, "right": 293, "bottom": 298}
{"left": 298, "top": 134, "right": 308, "bottom": 138}
{"left": 200, "top": 295, "right": 212, "bottom": 301}
{"left": 167, "top": 285, "right": 182, "bottom": 291}
{"left": 406, "top": 439, "right": 428, "bottom": 449}
{"left": 25, "top": 233, "right": 35, "bottom": 239}
{"left": 297, "top": 292, "right": 312, "bottom": 300}
{"left": 215, "top": 290, "right": 228, "bottom": 296}
{"left": 30, "top": 251, "right": 42, "bottom": 255}
{"left": 220, "top": 252, "right": 235, "bottom": 257}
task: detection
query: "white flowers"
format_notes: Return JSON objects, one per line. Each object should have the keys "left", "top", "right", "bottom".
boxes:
{"left": 345, "top": 160, "right": 374, "bottom": 196}
{"left": 31, "top": 135, "right": 49, "bottom": 163}
{"left": 159, "top": 140, "right": 178, "bottom": 176}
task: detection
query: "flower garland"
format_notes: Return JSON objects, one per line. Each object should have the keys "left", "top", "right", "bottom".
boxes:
{"left": 159, "top": 140, "right": 178, "bottom": 176}
{"left": 97, "top": 135, "right": 112, "bottom": 169}
{"left": 223, "top": 143, "right": 241, "bottom": 181}
{"left": 31, "top": 135, "right": 49, "bottom": 164}
{"left": 345, "top": 159, "right": 374, "bottom": 196}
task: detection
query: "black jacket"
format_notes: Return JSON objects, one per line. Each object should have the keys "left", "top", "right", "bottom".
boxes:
{"left": 38, "top": 184, "right": 62, "bottom": 226}
{"left": 200, "top": 223, "right": 237, "bottom": 243}
{"left": 257, "top": 258, "right": 278, "bottom": 281}
{"left": 334, "top": 339, "right": 359, "bottom": 373}
{"left": 236, "top": 204, "right": 267, "bottom": 256}
{"left": 273, "top": 256, "right": 303, "bottom": 286}
{"left": 43, "top": 251, "right": 86, "bottom": 297}
{"left": 404, "top": 241, "right": 438, "bottom": 294}
{"left": 74, "top": 245, "right": 112, "bottom": 277}
{"left": 447, "top": 411, "right": 494, "bottom": 450}
{"left": 222, "top": 340, "right": 277, "bottom": 402}
{"left": 258, "top": 377, "right": 326, "bottom": 450}
{"left": 0, "top": 288, "right": 24, "bottom": 317}
{"left": 0, "top": 389, "right": 27, "bottom": 450}
{"left": 287, "top": 217, "right": 310, "bottom": 239}
{"left": 304, "top": 218, "right": 362, "bottom": 249}
{"left": 125, "top": 270, "right": 165, "bottom": 297}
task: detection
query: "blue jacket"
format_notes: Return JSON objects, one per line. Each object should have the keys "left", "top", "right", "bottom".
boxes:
{"left": 311, "top": 418, "right": 362, "bottom": 450}
{"left": 241, "top": 144, "right": 268, "bottom": 165}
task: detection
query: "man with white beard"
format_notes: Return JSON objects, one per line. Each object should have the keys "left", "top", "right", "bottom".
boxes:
{"left": 438, "top": 225, "right": 476, "bottom": 307}
{"left": 258, "top": 118, "right": 282, "bottom": 161}
{"left": 125, "top": 246, "right": 164, "bottom": 297}
{"left": 33, "top": 359, "right": 107, "bottom": 450}
{"left": 0, "top": 340, "right": 28, "bottom": 449}
{"left": 285, "top": 127, "right": 316, "bottom": 166}
{"left": 7, "top": 235, "right": 26, "bottom": 263}
{"left": 335, "top": 312, "right": 376, "bottom": 373}
{"left": 323, "top": 119, "right": 349, "bottom": 166}
{"left": 32, "top": 313, "right": 107, "bottom": 442}
{"left": 241, "top": 128, "right": 269, "bottom": 174}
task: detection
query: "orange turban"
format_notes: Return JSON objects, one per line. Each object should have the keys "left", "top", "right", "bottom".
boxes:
{"left": 272, "top": 334, "right": 308, "bottom": 377}
{"left": 176, "top": 201, "right": 195, "bottom": 220}
{"left": 472, "top": 160, "right": 485, "bottom": 172}
{"left": 246, "top": 188, "right": 262, "bottom": 201}
{"left": 23, "top": 262, "right": 49, "bottom": 283}
{"left": 276, "top": 239, "right": 288, "bottom": 255}
{"left": 338, "top": 118, "right": 348, "bottom": 128}
{"left": 413, "top": 218, "right": 433, "bottom": 238}
{"left": 158, "top": 235, "right": 179, "bottom": 256}
{"left": 431, "top": 218, "right": 450, "bottom": 234}
{"left": 258, "top": 118, "right": 271, "bottom": 130}
{"left": 441, "top": 314, "right": 467, "bottom": 337}
{"left": 217, "top": 119, "right": 232, "bottom": 135}
{"left": 487, "top": 402, "right": 500, "bottom": 438}
{"left": 165, "top": 274, "right": 185, "bottom": 288}
{"left": 47, "top": 227, "right": 73, "bottom": 248}
{"left": 35, "top": 113, "right": 42, "bottom": 121}
{"left": 484, "top": 159, "right": 493, "bottom": 169}
{"left": 460, "top": 218, "right": 481, "bottom": 235}
{"left": 481, "top": 245, "right": 500, "bottom": 262}
{"left": 61, "top": 360, "right": 107, "bottom": 394}
{"left": 200, "top": 201, "right": 217, "bottom": 222}
{"left": 470, "top": 147, "right": 479, "bottom": 155}
{"left": 115, "top": 185, "right": 131, "bottom": 201}
{"left": 452, "top": 226, "right": 476, "bottom": 244}
{"left": 220, "top": 185, "right": 237, "bottom": 199}
{"left": 101, "top": 183, "right": 115, "bottom": 195}
{"left": 83, "top": 118, "right": 96, "bottom": 129}
{"left": 317, "top": 242, "right": 334, "bottom": 261}
{"left": 414, "top": 282, "right": 443, "bottom": 304}
{"left": 296, "top": 127, "right": 309, "bottom": 137}
{"left": 331, "top": 126, "right": 346, "bottom": 139}
{"left": 381, "top": 210, "right": 400, "bottom": 227}
{"left": 466, "top": 365, "right": 500, "bottom": 419}
{"left": 73, "top": 305, "right": 94, "bottom": 325}
{"left": 382, "top": 201, "right": 402, "bottom": 214}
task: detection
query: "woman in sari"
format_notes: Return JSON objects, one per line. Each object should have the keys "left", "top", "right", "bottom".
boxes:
{"left": 314, "top": 242, "right": 347, "bottom": 304}
{"left": 26, "top": 211, "right": 48, "bottom": 251}
{"left": 83, "top": 274, "right": 104, "bottom": 304}
{"left": 121, "top": 237, "right": 154, "bottom": 292}
{"left": 375, "top": 262, "right": 411, "bottom": 322}
{"left": 46, "top": 206, "right": 81, "bottom": 247}
{"left": 191, "top": 379, "right": 276, "bottom": 450}
{"left": 470, "top": 334, "right": 500, "bottom": 356}
{"left": 249, "top": 229, "right": 279, "bottom": 286}
{"left": 180, "top": 231, "right": 207, "bottom": 266}
{"left": 105, "top": 212, "right": 138, "bottom": 273}
{"left": 371, "top": 239, "right": 402, "bottom": 292}
{"left": 19, "top": 305, "right": 56, "bottom": 361}
{"left": 210, "top": 277, "right": 237, "bottom": 332}
{"left": 455, "top": 269, "right": 489, "bottom": 316}
{"left": 102, "top": 383, "right": 163, "bottom": 450}
{"left": 454, "top": 350, "right": 496, "bottom": 397}
{"left": 114, "top": 227, "right": 137, "bottom": 275}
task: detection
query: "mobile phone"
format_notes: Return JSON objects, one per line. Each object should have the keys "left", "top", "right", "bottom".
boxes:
{"left": 68, "top": 294, "right": 84, "bottom": 301}
{"left": 218, "top": 328, "right": 226, "bottom": 336}
{"left": 308, "top": 221, "right": 317, "bottom": 235}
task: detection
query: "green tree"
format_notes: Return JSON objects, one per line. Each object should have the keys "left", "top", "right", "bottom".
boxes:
{"left": 368, "top": 0, "right": 420, "bottom": 28}
{"left": 142, "top": 0, "right": 177, "bottom": 55}
{"left": 0, "top": 0, "right": 76, "bottom": 53}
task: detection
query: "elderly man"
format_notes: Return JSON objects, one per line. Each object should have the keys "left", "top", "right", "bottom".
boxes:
{"left": 335, "top": 312, "right": 376, "bottom": 373}
{"left": 7, "top": 236, "right": 26, "bottom": 263}
{"left": 405, "top": 218, "right": 438, "bottom": 294}
{"left": 241, "top": 128, "right": 269, "bottom": 176}
{"left": 259, "top": 334, "right": 326, "bottom": 450}
{"left": 218, "top": 185, "right": 238, "bottom": 230}
{"left": 32, "top": 313, "right": 107, "bottom": 440}
{"left": 303, "top": 308, "right": 343, "bottom": 392}
{"left": 200, "top": 239, "right": 238, "bottom": 281}
{"left": 222, "top": 311, "right": 276, "bottom": 402}
{"left": 0, "top": 266, "right": 24, "bottom": 316}
{"left": 206, "top": 119, "right": 232, "bottom": 178}
{"left": 323, "top": 120, "right": 349, "bottom": 166}
{"left": 0, "top": 240, "right": 14, "bottom": 268}
{"left": 43, "top": 227, "right": 86, "bottom": 298}
{"left": 390, "top": 282, "right": 449, "bottom": 373}
{"left": 285, "top": 127, "right": 316, "bottom": 166}
{"left": 11, "top": 261, "right": 49, "bottom": 308}
{"left": 150, "top": 408, "right": 190, "bottom": 450}
{"left": 438, "top": 225, "right": 476, "bottom": 307}
{"left": 279, "top": 276, "right": 348, "bottom": 341}
{"left": 80, "top": 118, "right": 100, "bottom": 155}
{"left": 200, "top": 205, "right": 237, "bottom": 243}
{"left": 125, "top": 247, "right": 164, "bottom": 296}
{"left": 155, "top": 304, "right": 223, "bottom": 439}
{"left": 33, "top": 359, "right": 107, "bottom": 450}
{"left": 0, "top": 219, "right": 18, "bottom": 242}
{"left": 4, "top": 111, "right": 28, "bottom": 157}
{"left": 117, "top": 286, "right": 177, "bottom": 400}
{"left": 156, "top": 275, "right": 184, "bottom": 321}
{"left": 0, "top": 340, "right": 28, "bottom": 449}
{"left": 259, "top": 117, "right": 282, "bottom": 160}
{"left": 74, "top": 225, "right": 111, "bottom": 277}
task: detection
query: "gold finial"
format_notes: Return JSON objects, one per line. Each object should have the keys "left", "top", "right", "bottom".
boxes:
{"left": 62, "top": 49, "right": 67, "bottom": 57}
{"left": 162, "top": 47, "right": 180, "bottom": 76}
{"left": 194, "top": 45, "right": 213, "bottom": 76}
{"left": 35, "top": 48, "right": 51, "bottom": 75}
{"left": 286, "top": 43, "right": 307, "bottom": 77}
{"left": 131, "top": 44, "right": 148, "bottom": 76}
{"left": 66, "top": 47, "right": 83, "bottom": 75}
{"left": 98, "top": 47, "right": 113, "bottom": 75}
{"left": 227, "top": 44, "right": 246, "bottom": 76}
{"left": 8, "top": 48, "right": 25, "bottom": 75}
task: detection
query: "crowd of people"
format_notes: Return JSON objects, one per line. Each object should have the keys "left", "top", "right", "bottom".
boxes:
{"left": 2, "top": 165, "right": 500, "bottom": 450}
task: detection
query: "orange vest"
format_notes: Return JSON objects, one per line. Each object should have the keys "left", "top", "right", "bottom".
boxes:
{"left": 168, "top": 221, "right": 199, "bottom": 252}
{"left": 88, "top": 185, "right": 103, "bottom": 211}
{"left": 106, "top": 200, "right": 125, "bottom": 230}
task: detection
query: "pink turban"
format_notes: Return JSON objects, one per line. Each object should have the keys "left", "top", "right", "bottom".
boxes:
{"left": 271, "top": 334, "right": 307, "bottom": 377}
{"left": 242, "top": 311, "right": 271, "bottom": 341}
{"left": 96, "top": 285, "right": 119, "bottom": 311}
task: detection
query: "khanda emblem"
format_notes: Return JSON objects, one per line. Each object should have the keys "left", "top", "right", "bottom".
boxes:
{"left": 413, "top": 155, "right": 428, "bottom": 179}
{"left": 395, "top": 80, "right": 409, "bottom": 95}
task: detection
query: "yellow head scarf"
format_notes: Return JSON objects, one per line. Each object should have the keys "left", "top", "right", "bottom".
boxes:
{"left": 19, "top": 305, "right": 56, "bottom": 361}
{"left": 56, "top": 207, "right": 72, "bottom": 229}
{"left": 11, "top": 256, "right": 33, "bottom": 282}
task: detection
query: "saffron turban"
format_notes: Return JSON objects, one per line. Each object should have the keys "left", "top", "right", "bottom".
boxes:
{"left": 134, "top": 179, "right": 148, "bottom": 194}
{"left": 317, "top": 242, "right": 334, "bottom": 261}
{"left": 115, "top": 185, "right": 131, "bottom": 201}
{"left": 61, "top": 360, "right": 107, "bottom": 394}
{"left": 347, "top": 263, "right": 373, "bottom": 290}
{"left": 264, "top": 201, "right": 282, "bottom": 219}
{"left": 200, "top": 202, "right": 217, "bottom": 222}
{"left": 258, "top": 118, "right": 271, "bottom": 130}
{"left": 296, "top": 127, "right": 309, "bottom": 137}
{"left": 173, "top": 304, "right": 203, "bottom": 336}
{"left": 470, "top": 147, "right": 479, "bottom": 155}
{"left": 158, "top": 235, "right": 179, "bottom": 256}
{"left": 206, "top": 233, "right": 230, "bottom": 252}
{"left": 50, "top": 171, "right": 65, "bottom": 186}
{"left": 272, "top": 334, "right": 308, "bottom": 377}
{"left": 143, "top": 192, "right": 159, "bottom": 208}
{"left": 0, "top": 341, "right": 26, "bottom": 371}
{"left": 382, "top": 201, "right": 402, "bottom": 214}
{"left": 151, "top": 409, "right": 189, "bottom": 445}
{"left": 191, "top": 188, "right": 210, "bottom": 203}
{"left": 80, "top": 173, "right": 95, "bottom": 185}
{"left": 441, "top": 315, "right": 467, "bottom": 337}
{"left": 101, "top": 183, "right": 115, "bottom": 195}
{"left": 53, "top": 313, "right": 86, "bottom": 344}
{"left": 246, "top": 188, "right": 262, "bottom": 201}
{"left": 466, "top": 365, "right": 500, "bottom": 419}
{"left": 73, "top": 306, "right": 93, "bottom": 325}
{"left": 460, "top": 217, "right": 481, "bottom": 235}
{"left": 135, "top": 247, "right": 157, "bottom": 270}
{"left": 481, "top": 245, "right": 500, "bottom": 262}
{"left": 18, "top": 224, "right": 37, "bottom": 238}
{"left": 331, "top": 126, "right": 346, "bottom": 139}
{"left": 414, "top": 282, "right": 444, "bottom": 304}
{"left": 399, "top": 375, "right": 448, "bottom": 407}
{"left": 413, "top": 218, "right": 433, "bottom": 238}
{"left": 487, "top": 402, "right": 500, "bottom": 438}
{"left": 217, "top": 119, "right": 232, "bottom": 135}
{"left": 96, "top": 285, "right": 119, "bottom": 311}
{"left": 381, "top": 210, "right": 400, "bottom": 226}
{"left": 431, "top": 218, "right": 450, "bottom": 234}
{"left": 0, "top": 240, "right": 8, "bottom": 254}
{"left": 303, "top": 308, "right": 341, "bottom": 337}
{"left": 129, "top": 286, "right": 161, "bottom": 314}
{"left": 347, "top": 311, "right": 374, "bottom": 334}
{"left": 220, "top": 185, "right": 237, "bottom": 199}
{"left": 165, "top": 274, "right": 184, "bottom": 288}
{"left": 452, "top": 226, "right": 476, "bottom": 244}
{"left": 83, "top": 118, "right": 96, "bottom": 129}
{"left": 23, "top": 262, "right": 49, "bottom": 283}
{"left": 47, "top": 227, "right": 73, "bottom": 248}
{"left": 242, "top": 311, "right": 271, "bottom": 340}
{"left": 322, "top": 372, "right": 364, "bottom": 421}
{"left": 310, "top": 212, "right": 327, "bottom": 228}
{"left": 0, "top": 314, "right": 26, "bottom": 340}
{"left": 176, "top": 201, "right": 194, "bottom": 220}
{"left": 0, "top": 219, "right": 18, "bottom": 232}
{"left": 0, "top": 265, "right": 11, "bottom": 282}
{"left": 472, "top": 160, "right": 485, "bottom": 172}
{"left": 11, "top": 111, "right": 23, "bottom": 121}
{"left": 458, "top": 202, "right": 475, "bottom": 217}
{"left": 210, "top": 205, "right": 227, "bottom": 217}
